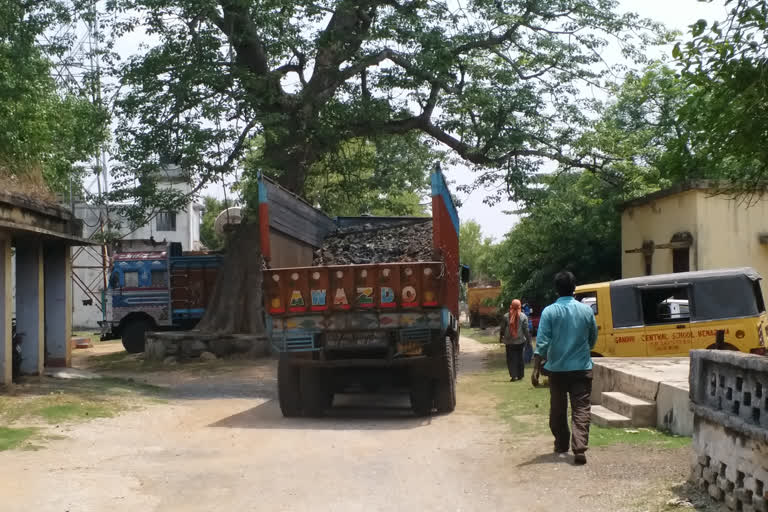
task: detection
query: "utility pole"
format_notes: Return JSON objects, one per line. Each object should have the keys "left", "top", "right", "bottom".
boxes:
{"left": 44, "top": 0, "right": 112, "bottom": 326}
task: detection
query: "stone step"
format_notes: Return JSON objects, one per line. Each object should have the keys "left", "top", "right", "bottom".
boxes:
{"left": 602, "top": 391, "right": 657, "bottom": 427}
{"left": 591, "top": 405, "right": 632, "bottom": 428}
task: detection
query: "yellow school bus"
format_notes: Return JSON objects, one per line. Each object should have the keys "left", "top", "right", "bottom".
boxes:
{"left": 574, "top": 268, "right": 768, "bottom": 357}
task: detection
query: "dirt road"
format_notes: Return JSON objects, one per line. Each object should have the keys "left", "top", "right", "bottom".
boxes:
{"left": 0, "top": 337, "right": 689, "bottom": 512}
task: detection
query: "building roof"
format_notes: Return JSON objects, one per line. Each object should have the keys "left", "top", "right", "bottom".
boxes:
{"left": 619, "top": 180, "right": 724, "bottom": 210}
{"left": 0, "top": 190, "right": 92, "bottom": 245}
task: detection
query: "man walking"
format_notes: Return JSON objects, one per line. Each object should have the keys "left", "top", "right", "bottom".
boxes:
{"left": 532, "top": 271, "right": 598, "bottom": 465}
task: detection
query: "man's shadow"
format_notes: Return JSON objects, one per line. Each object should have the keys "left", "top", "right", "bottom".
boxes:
{"left": 517, "top": 453, "right": 578, "bottom": 467}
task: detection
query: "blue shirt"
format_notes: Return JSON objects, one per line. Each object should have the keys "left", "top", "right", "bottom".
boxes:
{"left": 534, "top": 296, "right": 598, "bottom": 372}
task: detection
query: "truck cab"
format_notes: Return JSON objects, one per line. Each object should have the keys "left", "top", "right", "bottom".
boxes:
{"left": 101, "top": 243, "right": 221, "bottom": 353}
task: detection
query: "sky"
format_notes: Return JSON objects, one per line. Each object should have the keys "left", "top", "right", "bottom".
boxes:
{"left": 450, "top": 0, "right": 728, "bottom": 241}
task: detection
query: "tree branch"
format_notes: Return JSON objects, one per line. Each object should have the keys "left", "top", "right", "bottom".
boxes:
{"left": 491, "top": 50, "right": 557, "bottom": 80}
{"left": 213, "top": 1, "right": 270, "bottom": 77}
{"left": 306, "top": 2, "right": 376, "bottom": 102}
{"left": 422, "top": 121, "right": 607, "bottom": 173}
{"left": 214, "top": 117, "right": 259, "bottom": 174}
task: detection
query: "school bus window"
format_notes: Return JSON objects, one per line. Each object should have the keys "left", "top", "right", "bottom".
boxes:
{"left": 753, "top": 281, "right": 766, "bottom": 313}
{"left": 640, "top": 287, "right": 690, "bottom": 325}
{"left": 576, "top": 291, "right": 598, "bottom": 315}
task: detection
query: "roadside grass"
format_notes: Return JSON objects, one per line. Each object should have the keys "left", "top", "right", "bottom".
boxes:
{"left": 0, "top": 426, "right": 36, "bottom": 451}
{"left": 0, "top": 376, "right": 166, "bottom": 450}
{"left": 84, "top": 349, "right": 262, "bottom": 376}
{"left": 462, "top": 327, "right": 500, "bottom": 345}
{"left": 460, "top": 349, "right": 691, "bottom": 449}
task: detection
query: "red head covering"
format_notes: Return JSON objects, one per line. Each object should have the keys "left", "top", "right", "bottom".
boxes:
{"left": 509, "top": 299, "right": 521, "bottom": 337}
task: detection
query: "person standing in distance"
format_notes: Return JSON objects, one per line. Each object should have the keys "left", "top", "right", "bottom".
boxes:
{"left": 531, "top": 271, "right": 598, "bottom": 465}
{"left": 499, "top": 299, "right": 532, "bottom": 381}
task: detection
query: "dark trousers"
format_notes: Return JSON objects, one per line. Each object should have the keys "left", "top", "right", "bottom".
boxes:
{"left": 505, "top": 344, "right": 525, "bottom": 380}
{"left": 548, "top": 370, "right": 593, "bottom": 454}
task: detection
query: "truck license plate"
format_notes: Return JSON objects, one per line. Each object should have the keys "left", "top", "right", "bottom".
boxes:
{"left": 325, "top": 332, "right": 388, "bottom": 348}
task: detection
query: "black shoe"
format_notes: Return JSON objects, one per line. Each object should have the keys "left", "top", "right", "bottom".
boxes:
{"left": 574, "top": 453, "right": 587, "bottom": 465}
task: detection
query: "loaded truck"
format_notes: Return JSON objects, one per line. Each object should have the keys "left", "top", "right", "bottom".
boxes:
{"left": 100, "top": 242, "right": 222, "bottom": 353}
{"left": 262, "top": 167, "right": 467, "bottom": 417}
{"left": 466, "top": 281, "right": 502, "bottom": 327}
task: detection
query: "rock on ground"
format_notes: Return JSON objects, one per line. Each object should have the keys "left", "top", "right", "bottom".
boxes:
{"left": 200, "top": 351, "right": 217, "bottom": 362}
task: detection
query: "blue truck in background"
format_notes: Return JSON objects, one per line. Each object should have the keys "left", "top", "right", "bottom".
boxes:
{"left": 100, "top": 242, "right": 222, "bottom": 353}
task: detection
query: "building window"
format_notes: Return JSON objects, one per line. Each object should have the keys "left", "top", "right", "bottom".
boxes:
{"left": 640, "top": 286, "right": 691, "bottom": 325}
{"left": 673, "top": 248, "right": 690, "bottom": 273}
{"left": 156, "top": 212, "right": 176, "bottom": 232}
{"left": 671, "top": 231, "right": 693, "bottom": 273}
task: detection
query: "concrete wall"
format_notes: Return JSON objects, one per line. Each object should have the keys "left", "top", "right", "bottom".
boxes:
{"left": 621, "top": 190, "right": 700, "bottom": 277}
{"left": 0, "top": 237, "right": 11, "bottom": 385}
{"left": 695, "top": 193, "right": 768, "bottom": 293}
{"left": 689, "top": 350, "right": 768, "bottom": 509}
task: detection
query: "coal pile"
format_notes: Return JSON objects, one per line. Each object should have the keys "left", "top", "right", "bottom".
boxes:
{"left": 313, "top": 220, "right": 434, "bottom": 265}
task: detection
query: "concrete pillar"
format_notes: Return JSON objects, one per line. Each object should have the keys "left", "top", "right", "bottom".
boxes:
{"left": 16, "top": 243, "right": 44, "bottom": 375}
{"left": 0, "top": 238, "right": 11, "bottom": 385}
{"left": 44, "top": 244, "right": 72, "bottom": 367}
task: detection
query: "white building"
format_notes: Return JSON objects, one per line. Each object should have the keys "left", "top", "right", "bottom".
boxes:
{"left": 71, "top": 166, "right": 204, "bottom": 329}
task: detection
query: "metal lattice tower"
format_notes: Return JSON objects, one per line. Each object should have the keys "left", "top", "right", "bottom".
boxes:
{"left": 42, "top": 0, "right": 111, "bottom": 323}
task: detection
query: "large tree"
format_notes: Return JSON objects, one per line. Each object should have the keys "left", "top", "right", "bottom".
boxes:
{"left": 494, "top": 171, "right": 621, "bottom": 306}
{"left": 676, "top": 0, "right": 768, "bottom": 192}
{"left": 105, "top": 0, "right": 665, "bottom": 334}
{"left": 0, "top": 0, "right": 108, "bottom": 195}
{"left": 243, "top": 131, "right": 437, "bottom": 217}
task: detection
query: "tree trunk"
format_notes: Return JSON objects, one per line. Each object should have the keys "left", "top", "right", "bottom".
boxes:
{"left": 196, "top": 221, "right": 265, "bottom": 335}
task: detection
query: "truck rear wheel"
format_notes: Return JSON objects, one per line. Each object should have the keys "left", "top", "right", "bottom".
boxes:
{"left": 278, "top": 357, "right": 302, "bottom": 417}
{"left": 435, "top": 337, "right": 457, "bottom": 413}
{"left": 300, "top": 368, "right": 332, "bottom": 417}
{"left": 121, "top": 318, "right": 150, "bottom": 354}
{"left": 410, "top": 378, "right": 433, "bottom": 417}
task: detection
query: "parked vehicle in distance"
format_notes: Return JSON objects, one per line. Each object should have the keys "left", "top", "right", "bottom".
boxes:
{"left": 100, "top": 242, "right": 222, "bottom": 353}
{"left": 575, "top": 268, "right": 768, "bottom": 357}
{"left": 466, "top": 282, "right": 501, "bottom": 327}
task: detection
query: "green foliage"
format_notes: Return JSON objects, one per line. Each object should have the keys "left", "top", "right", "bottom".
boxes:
{"left": 676, "top": 1, "right": 768, "bottom": 191}
{"left": 102, "top": 0, "right": 667, "bottom": 216}
{"left": 459, "top": 220, "right": 499, "bottom": 283}
{"left": 579, "top": 63, "right": 702, "bottom": 190}
{"left": 0, "top": 1, "right": 108, "bottom": 194}
{"left": 494, "top": 171, "right": 622, "bottom": 306}
{"left": 244, "top": 132, "right": 436, "bottom": 217}
{"left": 200, "top": 196, "right": 229, "bottom": 250}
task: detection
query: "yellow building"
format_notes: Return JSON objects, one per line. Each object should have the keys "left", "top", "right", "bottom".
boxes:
{"left": 622, "top": 181, "right": 768, "bottom": 289}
